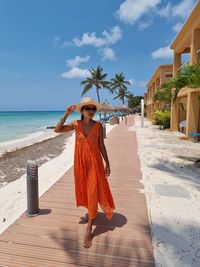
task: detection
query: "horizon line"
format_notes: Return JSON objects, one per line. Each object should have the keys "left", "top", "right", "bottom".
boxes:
{"left": 0, "top": 110, "right": 66, "bottom": 112}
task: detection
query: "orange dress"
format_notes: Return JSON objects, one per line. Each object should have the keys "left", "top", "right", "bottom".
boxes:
{"left": 74, "top": 120, "right": 115, "bottom": 220}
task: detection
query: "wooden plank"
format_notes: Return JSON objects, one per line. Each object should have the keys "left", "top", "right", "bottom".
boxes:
{"left": 0, "top": 242, "right": 153, "bottom": 267}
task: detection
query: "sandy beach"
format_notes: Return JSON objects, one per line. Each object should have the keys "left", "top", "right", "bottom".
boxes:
{"left": 133, "top": 115, "right": 200, "bottom": 267}
{"left": 0, "top": 122, "right": 116, "bottom": 235}
{"left": 0, "top": 133, "right": 72, "bottom": 187}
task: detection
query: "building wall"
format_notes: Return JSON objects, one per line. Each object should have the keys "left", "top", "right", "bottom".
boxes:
{"left": 170, "top": 2, "right": 200, "bottom": 136}
{"left": 145, "top": 65, "right": 173, "bottom": 120}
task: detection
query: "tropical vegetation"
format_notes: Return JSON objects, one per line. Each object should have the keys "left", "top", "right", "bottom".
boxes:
{"left": 127, "top": 94, "right": 143, "bottom": 109}
{"left": 80, "top": 65, "right": 110, "bottom": 103}
{"left": 153, "top": 84, "right": 172, "bottom": 108}
{"left": 154, "top": 63, "right": 200, "bottom": 105}
{"left": 80, "top": 67, "right": 145, "bottom": 113}
{"left": 109, "top": 73, "right": 131, "bottom": 104}
{"left": 154, "top": 110, "right": 171, "bottom": 130}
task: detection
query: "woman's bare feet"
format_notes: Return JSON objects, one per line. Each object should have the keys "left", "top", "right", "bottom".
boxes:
{"left": 84, "top": 228, "right": 93, "bottom": 248}
{"left": 84, "top": 217, "right": 93, "bottom": 248}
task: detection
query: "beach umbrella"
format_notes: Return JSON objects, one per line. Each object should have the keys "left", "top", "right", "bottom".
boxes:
{"left": 100, "top": 102, "right": 111, "bottom": 112}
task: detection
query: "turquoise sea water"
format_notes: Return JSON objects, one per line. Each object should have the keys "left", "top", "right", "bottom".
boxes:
{"left": 0, "top": 111, "right": 102, "bottom": 143}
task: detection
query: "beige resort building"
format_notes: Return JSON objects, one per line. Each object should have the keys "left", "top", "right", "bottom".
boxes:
{"left": 170, "top": 1, "right": 200, "bottom": 137}
{"left": 145, "top": 64, "right": 173, "bottom": 120}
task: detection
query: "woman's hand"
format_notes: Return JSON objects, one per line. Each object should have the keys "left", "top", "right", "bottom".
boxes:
{"left": 105, "top": 165, "right": 111, "bottom": 177}
{"left": 66, "top": 105, "right": 77, "bottom": 115}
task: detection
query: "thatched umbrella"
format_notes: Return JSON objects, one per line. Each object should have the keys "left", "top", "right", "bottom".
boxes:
{"left": 121, "top": 104, "right": 130, "bottom": 112}
{"left": 100, "top": 102, "right": 111, "bottom": 112}
{"left": 100, "top": 101, "right": 114, "bottom": 120}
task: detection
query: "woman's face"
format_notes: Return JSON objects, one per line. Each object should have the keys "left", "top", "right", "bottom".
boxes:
{"left": 82, "top": 105, "right": 97, "bottom": 119}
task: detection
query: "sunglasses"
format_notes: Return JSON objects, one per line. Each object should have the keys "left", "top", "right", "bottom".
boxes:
{"left": 83, "top": 106, "right": 97, "bottom": 112}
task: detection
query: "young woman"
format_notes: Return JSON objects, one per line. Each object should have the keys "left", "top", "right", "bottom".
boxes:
{"left": 55, "top": 97, "right": 115, "bottom": 248}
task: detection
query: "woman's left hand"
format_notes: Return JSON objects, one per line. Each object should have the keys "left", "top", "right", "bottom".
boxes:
{"left": 105, "top": 165, "right": 111, "bottom": 177}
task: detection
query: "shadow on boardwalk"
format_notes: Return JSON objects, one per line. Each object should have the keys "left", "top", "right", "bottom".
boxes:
{"left": 80, "top": 212, "right": 127, "bottom": 237}
{"left": 50, "top": 212, "right": 154, "bottom": 267}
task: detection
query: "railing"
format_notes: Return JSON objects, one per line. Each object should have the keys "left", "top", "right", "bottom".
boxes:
{"left": 176, "top": 60, "right": 190, "bottom": 73}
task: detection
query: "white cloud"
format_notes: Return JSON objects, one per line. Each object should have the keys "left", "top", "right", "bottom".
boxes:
{"left": 116, "top": 0, "right": 161, "bottom": 25}
{"left": 151, "top": 45, "right": 173, "bottom": 59}
{"left": 102, "top": 26, "right": 122, "bottom": 45}
{"left": 61, "top": 67, "right": 90, "bottom": 79}
{"left": 60, "top": 41, "right": 71, "bottom": 49}
{"left": 62, "top": 55, "right": 91, "bottom": 79}
{"left": 138, "top": 80, "right": 147, "bottom": 87}
{"left": 73, "top": 33, "right": 105, "bottom": 47}
{"left": 171, "top": 0, "right": 195, "bottom": 19}
{"left": 157, "top": 2, "right": 171, "bottom": 18}
{"left": 129, "top": 79, "right": 134, "bottom": 85}
{"left": 130, "top": 79, "right": 147, "bottom": 88}
{"left": 115, "top": 0, "right": 196, "bottom": 33}
{"left": 172, "top": 22, "right": 183, "bottom": 32}
{"left": 66, "top": 55, "right": 90, "bottom": 67}
{"left": 158, "top": 0, "right": 195, "bottom": 19}
{"left": 73, "top": 26, "right": 122, "bottom": 47}
{"left": 138, "top": 21, "right": 151, "bottom": 30}
{"left": 99, "top": 47, "right": 116, "bottom": 61}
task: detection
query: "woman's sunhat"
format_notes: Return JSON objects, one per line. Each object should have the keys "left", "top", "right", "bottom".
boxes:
{"left": 75, "top": 97, "right": 102, "bottom": 112}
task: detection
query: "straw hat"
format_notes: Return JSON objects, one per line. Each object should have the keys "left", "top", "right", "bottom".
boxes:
{"left": 75, "top": 97, "right": 102, "bottom": 112}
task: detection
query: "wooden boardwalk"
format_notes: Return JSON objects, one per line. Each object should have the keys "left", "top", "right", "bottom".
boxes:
{"left": 0, "top": 115, "right": 155, "bottom": 267}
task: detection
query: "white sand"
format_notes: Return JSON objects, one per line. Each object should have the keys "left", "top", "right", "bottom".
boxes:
{"left": 132, "top": 115, "right": 200, "bottom": 267}
{"left": 0, "top": 130, "right": 59, "bottom": 156}
{"left": 0, "top": 123, "right": 116, "bottom": 235}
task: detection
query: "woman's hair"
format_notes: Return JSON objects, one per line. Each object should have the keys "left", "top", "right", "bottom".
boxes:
{"left": 81, "top": 106, "right": 85, "bottom": 120}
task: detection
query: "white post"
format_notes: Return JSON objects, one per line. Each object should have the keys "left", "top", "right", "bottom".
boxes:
{"left": 141, "top": 99, "right": 144, "bottom": 128}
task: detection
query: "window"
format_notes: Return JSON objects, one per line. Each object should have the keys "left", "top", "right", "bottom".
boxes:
{"left": 165, "top": 74, "right": 173, "bottom": 78}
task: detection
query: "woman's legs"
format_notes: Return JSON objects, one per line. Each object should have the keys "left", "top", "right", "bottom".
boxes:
{"left": 84, "top": 215, "right": 93, "bottom": 248}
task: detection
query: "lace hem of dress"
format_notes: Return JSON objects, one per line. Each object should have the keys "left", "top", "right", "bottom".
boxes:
{"left": 76, "top": 203, "right": 115, "bottom": 220}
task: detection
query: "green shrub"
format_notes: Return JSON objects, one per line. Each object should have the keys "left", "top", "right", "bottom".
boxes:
{"left": 154, "top": 110, "right": 171, "bottom": 129}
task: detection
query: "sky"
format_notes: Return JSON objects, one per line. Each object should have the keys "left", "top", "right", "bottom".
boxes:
{"left": 0, "top": 0, "right": 198, "bottom": 111}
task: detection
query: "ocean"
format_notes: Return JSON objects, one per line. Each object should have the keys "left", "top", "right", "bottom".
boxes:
{"left": 0, "top": 111, "right": 108, "bottom": 144}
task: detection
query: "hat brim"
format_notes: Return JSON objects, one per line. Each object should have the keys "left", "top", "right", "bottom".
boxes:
{"left": 75, "top": 101, "right": 102, "bottom": 112}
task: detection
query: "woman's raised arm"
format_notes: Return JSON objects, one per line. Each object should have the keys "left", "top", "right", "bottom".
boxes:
{"left": 54, "top": 105, "right": 77, "bottom": 133}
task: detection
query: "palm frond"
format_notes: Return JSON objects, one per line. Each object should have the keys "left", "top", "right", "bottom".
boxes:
{"left": 101, "top": 81, "right": 111, "bottom": 88}
{"left": 80, "top": 78, "right": 92, "bottom": 85}
{"left": 100, "top": 73, "right": 108, "bottom": 80}
{"left": 81, "top": 84, "right": 92, "bottom": 97}
{"left": 124, "top": 81, "right": 131, "bottom": 85}
{"left": 80, "top": 66, "right": 110, "bottom": 100}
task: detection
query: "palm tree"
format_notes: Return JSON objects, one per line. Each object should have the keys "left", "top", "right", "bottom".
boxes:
{"left": 113, "top": 87, "right": 130, "bottom": 105}
{"left": 153, "top": 84, "right": 172, "bottom": 103}
{"left": 80, "top": 66, "right": 110, "bottom": 103}
{"left": 158, "top": 63, "right": 200, "bottom": 103}
{"left": 153, "top": 82, "right": 173, "bottom": 111}
{"left": 127, "top": 94, "right": 143, "bottom": 109}
{"left": 110, "top": 73, "right": 131, "bottom": 104}
{"left": 180, "top": 63, "right": 200, "bottom": 90}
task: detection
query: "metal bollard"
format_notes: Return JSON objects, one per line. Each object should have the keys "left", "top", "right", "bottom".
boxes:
{"left": 103, "top": 123, "right": 106, "bottom": 139}
{"left": 125, "top": 116, "right": 127, "bottom": 125}
{"left": 26, "top": 160, "right": 40, "bottom": 216}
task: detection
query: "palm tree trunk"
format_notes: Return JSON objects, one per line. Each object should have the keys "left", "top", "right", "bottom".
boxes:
{"left": 96, "top": 87, "right": 100, "bottom": 103}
